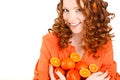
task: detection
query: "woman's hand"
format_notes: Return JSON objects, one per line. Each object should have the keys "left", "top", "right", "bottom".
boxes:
{"left": 49, "top": 64, "right": 56, "bottom": 80}
{"left": 86, "top": 71, "right": 110, "bottom": 80}
{"left": 49, "top": 64, "right": 66, "bottom": 80}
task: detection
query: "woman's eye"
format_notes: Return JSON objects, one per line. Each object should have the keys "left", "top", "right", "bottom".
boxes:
{"left": 63, "top": 9, "right": 69, "bottom": 13}
{"left": 76, "top": 9, "right": 81, "bottom": 12}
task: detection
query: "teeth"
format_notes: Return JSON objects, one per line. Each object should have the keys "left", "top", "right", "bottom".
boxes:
{"left": 71, "top": 23, "right": 80, "bottom": 26}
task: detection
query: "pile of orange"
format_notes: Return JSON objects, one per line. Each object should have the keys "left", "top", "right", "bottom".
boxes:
{"left": 50, "top": 52, "right": 98, "bottom": 80}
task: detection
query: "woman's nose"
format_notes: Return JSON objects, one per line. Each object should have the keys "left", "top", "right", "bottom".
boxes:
{"left": 68, "top": 12, "right": 76, "bottom": 22}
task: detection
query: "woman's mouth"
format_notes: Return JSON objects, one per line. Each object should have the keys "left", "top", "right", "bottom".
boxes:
{"left": 70, "top": 22, "right": 81, "bottom": 27}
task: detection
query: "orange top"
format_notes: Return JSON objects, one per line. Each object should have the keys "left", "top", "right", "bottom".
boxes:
{"left": 33, "top": 33, "right": 120, "bottom": 80}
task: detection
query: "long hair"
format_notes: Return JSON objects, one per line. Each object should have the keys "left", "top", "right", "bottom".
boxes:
{"left": 49, "top": 0, "right": 115, "bottom": 54}
{"left": 49, "top": 0, "right": 72, "bottom": 48}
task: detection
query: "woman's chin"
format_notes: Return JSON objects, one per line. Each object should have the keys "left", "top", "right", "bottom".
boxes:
{"left": 72, "top": 31, "right": 81, "bottom": 34}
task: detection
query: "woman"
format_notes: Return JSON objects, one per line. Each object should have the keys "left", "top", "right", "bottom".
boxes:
{"left": 33, "top": 0, "right": 120, "bottom": 80}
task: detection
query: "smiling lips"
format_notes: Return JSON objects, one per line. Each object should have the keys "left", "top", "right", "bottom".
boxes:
{"left": 70, "top": 22, "right": 81, "bottom": 27}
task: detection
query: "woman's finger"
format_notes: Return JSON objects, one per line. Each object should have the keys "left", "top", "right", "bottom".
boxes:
{"left": 49, "top": 64, "right": 56, "bottom": 80}
{"left": 56, "top": 71, "right": 66, "bottom": 80}
{"left": 104, "top": 76, "right": 111, "bottom": 80}
{"left": 101, "top": 71, "right": 108, "bottom": 78}
{"left": 93, "top": 71, "right": 103, "bottom": 76}
{"left": 49, "top": 64, "right": 53, "bottom": 74}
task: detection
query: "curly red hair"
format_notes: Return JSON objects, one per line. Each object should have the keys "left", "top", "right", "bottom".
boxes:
{"left": 48, "top": 0, "right": 115, "bottom": 54}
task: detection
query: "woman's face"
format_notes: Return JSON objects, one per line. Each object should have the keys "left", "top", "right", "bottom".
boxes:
{"left": 63, "top": 0, "right": 85, "bottom": 34}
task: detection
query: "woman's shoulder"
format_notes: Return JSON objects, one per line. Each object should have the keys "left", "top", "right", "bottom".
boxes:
{"left": 103, "top": 40, "right": 113, "bottom": 49}
{"left": 96, "top": 40, "right": 113, "bottom": 56}
{"left": 42, "top": 32, "right": 59, "bottom": 45}
{"left": 42, "top": 32, "right": 58, "bottom": 40}
{"left": 41, "top": 33, "right": 61, "bottom": 53}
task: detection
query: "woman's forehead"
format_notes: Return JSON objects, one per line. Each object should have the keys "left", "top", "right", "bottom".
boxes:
{"left": 62, "top": 0, "right": 84, "bottom": 8}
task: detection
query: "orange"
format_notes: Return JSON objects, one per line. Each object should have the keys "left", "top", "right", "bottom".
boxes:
{"left": 70, "top": 52, "right": 81, "bottom": 62}
{"left": 79, "top": 68, "right": 91, "bottom": 78}
{"left": 89, "top": 64, "right": 98, "bottom": 72}
{"left": 75, "top": 61, "right": 88, "bottom": 71}
{"left": 50, "top": 57, "right": 60, "bottom": 67}
{"left": 54, "top": 67, "right": 65, "bottom": 79}
{"left": 66, "top": 69, "right": 81, "bottom": 80}
{"left": 61, "top": 58, "right": 75, "bottom": 70}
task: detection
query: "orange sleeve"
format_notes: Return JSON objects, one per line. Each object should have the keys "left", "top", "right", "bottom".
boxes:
{"left": 100, "top": 41, "right": 120, "bottom": 80}
{"left": 33, "top": 37, "right": 51, "bottom": 80}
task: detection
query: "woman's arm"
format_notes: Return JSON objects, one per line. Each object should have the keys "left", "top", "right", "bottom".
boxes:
{"left": 33, "top": 38, "right": 51, "bottom": 80}
{"left": 86, "top": 41, "right": 118, "bottom": 80}
{"left": 100, "top": 40, "right": 119, "bottom": 80}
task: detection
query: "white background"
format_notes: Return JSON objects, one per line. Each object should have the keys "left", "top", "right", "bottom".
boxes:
{"left": 0, "top": 0, "right": 119, "bottom": 80}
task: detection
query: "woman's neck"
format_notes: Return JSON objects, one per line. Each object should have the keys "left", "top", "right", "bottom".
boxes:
{"left": 71, "top": 33, "right": 83, "bottom": 43}
{"left": 70, "top": 33, "right": 85, "bottom": 56}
